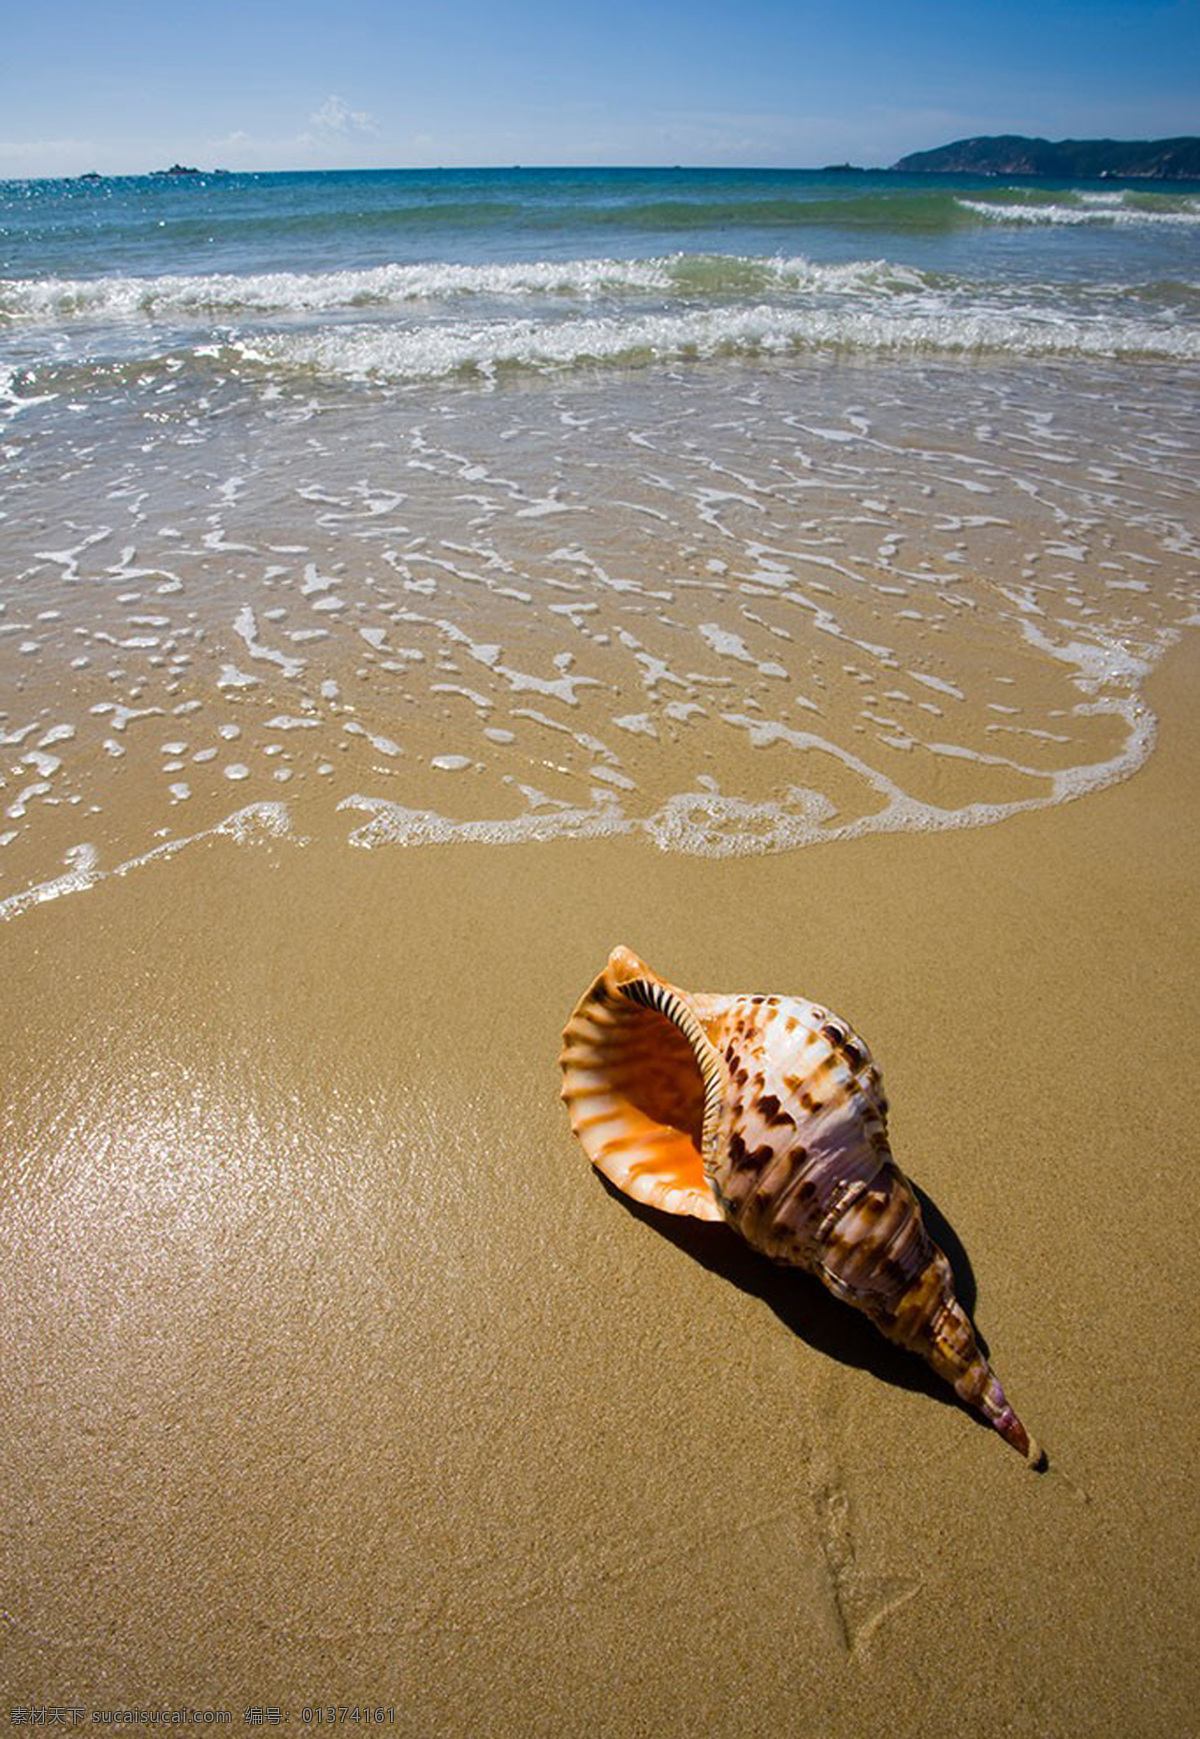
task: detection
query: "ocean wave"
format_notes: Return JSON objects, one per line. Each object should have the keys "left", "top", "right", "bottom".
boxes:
{"left": 579, "top": 191, "right": 985, "bottom": 233}
{"left": 228, "top": 301, "right": 1200, "bottom": 382}
{"left": 958, "top": 196, "right": 1200, "bottom": 227}
{"left": 4, "top": 250, "right": 1196, "bottom": 401}
{"left": 0, "top": 254, "right": 929, "bottom": 324}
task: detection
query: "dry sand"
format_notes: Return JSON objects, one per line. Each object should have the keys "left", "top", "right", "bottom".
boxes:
{"left": 2, "top": 636, "right": 1198, "bottom": 1736}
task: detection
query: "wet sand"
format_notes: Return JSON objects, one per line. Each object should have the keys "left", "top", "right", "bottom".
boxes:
{"left": 2, "top": 635, "right": 1198, "bottom": 1735}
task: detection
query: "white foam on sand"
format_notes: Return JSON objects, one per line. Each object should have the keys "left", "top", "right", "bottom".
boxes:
{"left": 0, "top": 804, "right": 295, "bottom": 924}
{"left": 332, "top": 663, "right": 1158, "bottom": 861}
{"left": 3, "top": 338, "right": 1193, "bottom": 917}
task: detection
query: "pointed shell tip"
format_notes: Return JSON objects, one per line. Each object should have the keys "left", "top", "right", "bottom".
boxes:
{"left": 606, "top": 944, "right": 644, "bottom": 982}
{"left": 994, "top": 1406, "right": 1043, "bottom": 1469}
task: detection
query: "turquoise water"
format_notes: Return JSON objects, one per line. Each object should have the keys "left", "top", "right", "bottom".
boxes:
{"left": 1, "top": 166, "right": 1198, "bottom": 903}
{"left": 6, "top": 166, "right": 1200, "bottom": 273}
{"left": 3, "top": 166, "right": 1199, "bottom": 388}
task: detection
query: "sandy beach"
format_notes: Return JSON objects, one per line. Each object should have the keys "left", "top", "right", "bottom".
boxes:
{"left": 2, "top": 618, "right": 1197, "bottom": 1734}
{"left": 5, "top": 147, "right": 1200, "bottom": 1739}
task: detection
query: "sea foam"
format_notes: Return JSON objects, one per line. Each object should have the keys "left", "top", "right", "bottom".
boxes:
{"left": 229, "top": 300, "right": 1200, "bottom": 384}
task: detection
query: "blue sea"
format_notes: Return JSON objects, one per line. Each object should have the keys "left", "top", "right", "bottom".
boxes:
{"left": 4, "top": 166, "right": 1200, "bottom": 378}
{"left": 2, "top": 165, "right": 1198, "bottom": 906}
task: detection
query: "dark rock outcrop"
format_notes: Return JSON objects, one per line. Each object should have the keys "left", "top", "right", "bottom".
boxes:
{"left": 893, "top": 135, "right": 1200, "bottom": 180}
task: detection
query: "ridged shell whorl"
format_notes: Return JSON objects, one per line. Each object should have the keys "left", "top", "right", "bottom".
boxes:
{"left": 560, "top": 946, "right": 1040, "bottom": 1465}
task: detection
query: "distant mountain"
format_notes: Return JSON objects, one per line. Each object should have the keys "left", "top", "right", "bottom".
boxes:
{"left": 892, "top": 135, "right": 1200, "bottom": 181}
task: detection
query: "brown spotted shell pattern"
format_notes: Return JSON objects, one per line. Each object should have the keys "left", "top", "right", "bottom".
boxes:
{"left": 560, "top": 945, "right": 1039, "bottom": 1463}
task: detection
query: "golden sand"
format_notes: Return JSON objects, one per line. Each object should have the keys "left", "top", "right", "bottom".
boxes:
{"left": 2, "top": 638, "right": 1197, "bottom": 1735}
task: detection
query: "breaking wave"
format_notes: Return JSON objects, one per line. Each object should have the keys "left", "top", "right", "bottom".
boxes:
{"left": 226, "top": 300, "right": 1200, "bottom": 379}
{"left": 957, "top": 195, "right": 1200, "bottom": 227}
{"left": 0, "top": 254, "right": 929, "bottom": 323}
{"left": 3, "top": 249, "right": 1196, "bottom": 402}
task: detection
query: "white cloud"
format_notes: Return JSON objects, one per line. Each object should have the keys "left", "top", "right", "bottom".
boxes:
{"left": 206, "top": 96, "right": 386, "bottom": 170}
{"left": 309, "top": 95, "right": 378, "bottom": 138}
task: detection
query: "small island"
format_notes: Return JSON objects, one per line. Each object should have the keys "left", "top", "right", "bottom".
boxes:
{"left": 892, "top": 134, "right": 1200, "bottom": 181}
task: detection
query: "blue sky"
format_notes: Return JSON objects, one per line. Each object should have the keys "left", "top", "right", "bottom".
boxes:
{"left": 2, "top": 0, "right": 1197, "bottom": 177}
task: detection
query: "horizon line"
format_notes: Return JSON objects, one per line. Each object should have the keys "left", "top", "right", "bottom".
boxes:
{"left": 5, "top": 135, "right": 1200, "bottom": 187}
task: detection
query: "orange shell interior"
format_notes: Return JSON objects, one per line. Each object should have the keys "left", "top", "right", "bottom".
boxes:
{"left": 560, "top": 962, "right": 722, "bottom": 1221}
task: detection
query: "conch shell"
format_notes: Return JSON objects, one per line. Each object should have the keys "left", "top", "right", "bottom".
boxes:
{"left": 560, "top": 946, "right": 1039, "bottom": 1464}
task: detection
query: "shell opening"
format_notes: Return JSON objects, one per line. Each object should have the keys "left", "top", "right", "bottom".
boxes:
{"left": 560, "top": 948, "right": 726, "bottom": 1221}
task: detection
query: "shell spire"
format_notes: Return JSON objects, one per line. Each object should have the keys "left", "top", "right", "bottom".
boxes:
{"left": 560, "top": 946, "right": 1041, "bottom": 1465}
